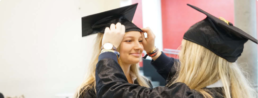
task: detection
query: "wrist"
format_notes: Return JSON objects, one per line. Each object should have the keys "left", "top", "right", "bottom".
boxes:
{"left": 101, "top": 43, "right": 117, "bottom": 51}
{"left": 101, "top": 49, "right": 120, "bottom": 58}
{"left": 147, "top": 48, "right": 158, "bottom": 57}
{"left": 151, "top": 50, "right": 161, "bottom": 61}
{"left": 143, "top": 48, "right": 160, "bottom": 59}
{"left": 147, "top": 47, "right": 157, "bottom": 54}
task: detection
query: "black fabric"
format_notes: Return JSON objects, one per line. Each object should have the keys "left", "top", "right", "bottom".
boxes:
{"left": 81, "top": 76, "right": 153, "bottom": 98}
{"left": 0, "top": 93, "right": 4, "bottom": 98}
{"left": 151, "top": 52, "right": 175, "bottom": 80}
{"left": 98, "top": 52, "right": 118, "bottom": 63}
{"left": 82, "top": 3, "right": 142, "bottom": 37}
{"left": 184, "top": 4, "right": 258, "bottom": 62}
{"left": 187, "top": 4, "right": 257, "bottom": 44}
{"left": 95, "top": 58, "right": 224, "bottom": 98}
{"left": 143, "top": 52, "right": 177, "bottom": 86}
{"left": 183, "top": 19, "right": 247, "bottom": 62}
{"left": 80, "top": 87, "right": 96, "bottom": 98}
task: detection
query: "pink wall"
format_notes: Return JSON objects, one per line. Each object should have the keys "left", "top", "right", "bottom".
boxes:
{"left": 161, "top": 0, "right": 234, "bottom": 50}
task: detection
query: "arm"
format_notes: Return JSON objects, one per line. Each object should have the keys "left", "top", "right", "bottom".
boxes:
{"left": 143, "top": 50, "right": 179, "bottom": 81}
{"left": 150, "top": 51, "right": 177, "bottom": 80}
{"left": 141, "top": 28, "right": 178, "bottom": 81}
{"left": 95, "top": 52, "right": 200, "bottom": 98}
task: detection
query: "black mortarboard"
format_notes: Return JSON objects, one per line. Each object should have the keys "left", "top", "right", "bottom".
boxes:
{"left": 0, "top": 92, "right": 4, "bottom": 98}
{"left": 82, "top": 3, "right": 142, "bottom": 37}
{"left": 184, "top": 4, "right": 258, "bottom": 62}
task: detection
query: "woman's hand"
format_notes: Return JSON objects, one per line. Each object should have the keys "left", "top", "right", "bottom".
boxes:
{"left": 141, "top": 27, "right": 161, "bottom": 60}
{"left": 102, "top": 23, "right": 125, "bottom": 48}
{"left": 141, "top": 27, "right": 156, "bottom": 53}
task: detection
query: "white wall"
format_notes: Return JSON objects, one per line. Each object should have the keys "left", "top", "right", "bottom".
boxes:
{"left": 79, "top": 0, "right": 120, "bottom": 93}
{"left": 120, "top": 0, "right": 132, "bottom": 7}
{"left": 0, "top": 0, "right": 119, "bottom": 98}
{"left": 142, "top": 0, "right": 163, "bottom": 59}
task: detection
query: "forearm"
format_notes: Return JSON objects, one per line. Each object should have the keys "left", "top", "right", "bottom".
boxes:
{"left": 151, "top": 50, "right": 162, "bottom": 61}
{"left": 150, "top": 51, "right": 177, "bottom": 80}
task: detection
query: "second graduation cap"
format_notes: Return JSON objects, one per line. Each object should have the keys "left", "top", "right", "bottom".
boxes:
{"left": 82, "top": 3, "right": 142, "bottom": 37}
{"left": 184, "top": 4, "right": 258, "bottom": 62}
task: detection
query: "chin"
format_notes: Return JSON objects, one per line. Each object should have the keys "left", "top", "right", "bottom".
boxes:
{"left": 128, "top": 58, "right": 141, "bottom": 64}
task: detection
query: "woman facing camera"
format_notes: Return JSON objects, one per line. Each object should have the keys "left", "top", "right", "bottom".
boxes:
{"left": 95, "top": 4, "right": 257, "bottom": 98}
{"left": 75, "top": 4, "right": 152, "bottom": 98}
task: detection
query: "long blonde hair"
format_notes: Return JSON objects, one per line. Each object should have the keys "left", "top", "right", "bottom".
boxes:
{"left": 168, "top": 39, "right": 256, "bottom": 98}
{"left": 75, "top": 33, "right": 150, "bottom": 98}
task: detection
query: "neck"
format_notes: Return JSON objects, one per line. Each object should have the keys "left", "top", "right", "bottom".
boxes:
{"left": 119, "top": 60, "right": 133, "bottom": 84}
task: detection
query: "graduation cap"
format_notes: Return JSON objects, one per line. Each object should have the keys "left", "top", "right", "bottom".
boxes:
{"left": 0, "top": 92, "right": 3, "bottom": 98}
{"left": 184, "top": 4, "right": 258, "bottom": 62}
{"left": 82, "top": 3, "right": 142, "bottom": 37}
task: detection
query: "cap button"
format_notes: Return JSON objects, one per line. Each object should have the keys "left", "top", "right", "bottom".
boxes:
{"left": 219, "top": 17, "right": 230, "bottom": 25}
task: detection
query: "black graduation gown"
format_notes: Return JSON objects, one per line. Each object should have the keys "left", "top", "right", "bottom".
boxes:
{"left": 95, "top": 52, "right": 224, "bottom": 98}
{"left": 80, "top": 86, "right": 96, "bottom": 98}
{"left": 80, "top": 70, "right": 153, "bottom": 98}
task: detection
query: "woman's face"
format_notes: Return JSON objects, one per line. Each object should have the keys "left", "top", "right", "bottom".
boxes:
{"left": 118, "top": 31, "right": 143, "bottom": 65}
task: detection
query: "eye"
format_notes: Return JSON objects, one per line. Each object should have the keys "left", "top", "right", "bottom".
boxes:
{"left": 139, "top": 40, "right": 143, "bottom": 42}
{"left": 125, "top": 40, "right": 132, "bottom": 42}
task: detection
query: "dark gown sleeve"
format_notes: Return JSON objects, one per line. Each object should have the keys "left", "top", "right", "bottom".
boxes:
{"left": 79, "top": 88, "right": 96, "bottom": 98}
{"left": 150, "top": 52, "right": 178, "bottom": 80}
{"left": 95, "top": 52, "right": 203, "bottom": 98}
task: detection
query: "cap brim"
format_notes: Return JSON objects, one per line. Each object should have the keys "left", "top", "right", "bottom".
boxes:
{"left": 82, "top": 3, "right": 138, "bottom": 37}
{"left": 187, "top": 4, "right": 258, "bottom": 44}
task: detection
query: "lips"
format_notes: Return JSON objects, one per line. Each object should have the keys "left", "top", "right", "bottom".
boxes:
{"left": 130, "top": 53, "right": 141, "bottom": 57}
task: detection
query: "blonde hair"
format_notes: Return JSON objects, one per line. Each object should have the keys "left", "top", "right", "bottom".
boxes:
{"left": 75, "top": 33, "right": 150, "bottom": 98}
{"left": 168, "top": 39, "right": 256, "bottom": 98}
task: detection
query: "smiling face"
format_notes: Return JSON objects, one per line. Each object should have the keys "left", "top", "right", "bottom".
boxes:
{"left": 118, "top": 31, "right": 144, "bottom": 65}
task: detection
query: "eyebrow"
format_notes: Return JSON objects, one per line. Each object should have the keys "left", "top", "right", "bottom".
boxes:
{"left": 124, "top": 36, "right": 143, "bottom": 39}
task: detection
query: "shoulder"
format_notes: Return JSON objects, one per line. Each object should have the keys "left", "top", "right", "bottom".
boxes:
{"left": 205, "top": 87, "right": 224, "bottom": 98}
{"left": 167, "top": 82, "right": 224, "bottom": 98}
{"left": 192, "top": 87, "right": 224, "bottom": 98}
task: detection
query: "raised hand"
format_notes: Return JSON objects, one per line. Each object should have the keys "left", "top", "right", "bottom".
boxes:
{"left": 141, "top": 27, "right": 156, "bottom": 53}
{"left": 102, "top": 22, "right": 125, "bottom": 48}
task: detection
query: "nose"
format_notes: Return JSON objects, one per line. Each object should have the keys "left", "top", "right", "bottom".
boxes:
{"left": 134, "top": 41, "right": 143, "bottom": 51}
